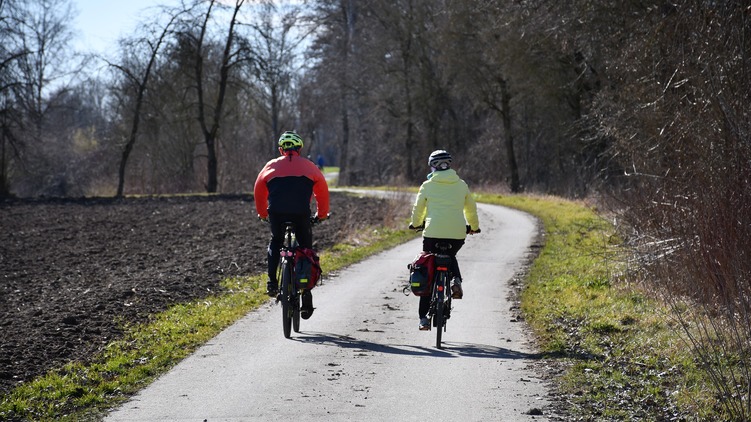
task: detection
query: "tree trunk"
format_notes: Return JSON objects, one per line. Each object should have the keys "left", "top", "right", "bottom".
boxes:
{"left": 499, "top": 77, "right": 521, "bottom": 193}
{"left": 114, "top": 12, "right": 181, "bottom": 197}
{"left": 402, "top": 44, "right": 414, "bottom": 181}
{"left": 339, "top": 90, "right": 350, "bottom": 185}
{"left": 336, "top": 0, "right": 355, "bottom": 186}
{"left": 115, "top": 55, "right": 153, "bottom": 197}
{"left": 195, "top": 0, "right": 243, "bottom": 193}
{"left": 0, "top": 133, "right": 8, "bottom": 197}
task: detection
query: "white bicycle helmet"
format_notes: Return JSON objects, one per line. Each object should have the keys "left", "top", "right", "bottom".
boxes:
{"left": 428, "top": 150, "right": 452, "bottom": 170}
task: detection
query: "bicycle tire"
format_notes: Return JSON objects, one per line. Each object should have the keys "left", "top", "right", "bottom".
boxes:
{"left": 435, "top": 271, "right": 447, "bottom": 349}
{"left": 292, "top": 290, "right": 301, "bottom": 333}
{"left": 281, "top": 259, "right": 293, "bottom": 338}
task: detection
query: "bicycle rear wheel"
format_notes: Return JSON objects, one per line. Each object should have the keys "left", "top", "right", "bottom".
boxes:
{"left": 292, "top": 291, "right": 301, "bottom": 333}
{"left": 281, "top": 259, "right": 293, "bottom": 338}
{"left": 434, "top": 272, "right": 447, "bottom": 349}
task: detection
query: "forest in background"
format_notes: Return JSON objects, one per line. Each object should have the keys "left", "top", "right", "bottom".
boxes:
{"left": 6, "top": 0, "right": 745, "bottom": 199}
{"left": 2, "top": 0, "right": 751, "bottom": 415}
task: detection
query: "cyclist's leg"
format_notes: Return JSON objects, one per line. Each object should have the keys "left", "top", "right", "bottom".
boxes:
{"left": 418, "top": 296, "right": 431, "bottom": 330}
{"left": 419, "top": 238, "right": 437, "bottom": 329}
{"left": 292, "top": 213, "right": 313, "bottom": 249}
{"left": 447, "top": 239, "right": 465, "bottom": 298}
{"left": 447, "top": 239, "right": 465, "bottom": 279}
{"left": 419, "top": 296, "right": 431, "bottom": 317}
{"left": 266, "top": 213, "right": 286, "bottom": 291}
{"left": 422, "top": 237, "right": 437, "bottom": 253}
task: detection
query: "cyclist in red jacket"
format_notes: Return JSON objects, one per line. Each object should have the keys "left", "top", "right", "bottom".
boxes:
{"left": 254, "top": 131, "right": 329, "bottom": 319}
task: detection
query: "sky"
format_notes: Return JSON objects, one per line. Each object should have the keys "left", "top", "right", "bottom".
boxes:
{"left": 73, "top": 0, "right": 181, "bottom": 54}
{"left": 73, "top": 1, "right": 308, "bottom": 55}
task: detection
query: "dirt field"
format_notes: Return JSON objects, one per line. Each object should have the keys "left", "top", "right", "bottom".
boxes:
{"left": 0, "top": 192, "right": 392, "bottom": 396}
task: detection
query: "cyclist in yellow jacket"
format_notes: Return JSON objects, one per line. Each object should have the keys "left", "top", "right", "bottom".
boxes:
{"left": 410, "top": 150, "right": 480, "bottom": 331}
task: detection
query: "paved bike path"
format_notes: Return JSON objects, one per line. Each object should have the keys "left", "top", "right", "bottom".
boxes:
{"left": 106, "top": 203, "right": 553, "bottom": 421}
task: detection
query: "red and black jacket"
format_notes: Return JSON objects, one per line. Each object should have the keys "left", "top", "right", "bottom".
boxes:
{"left": 254, "top": 151, "right": 330, "bottom": 219}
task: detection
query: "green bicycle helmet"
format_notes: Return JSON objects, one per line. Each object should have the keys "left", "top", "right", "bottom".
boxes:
{"left": 278, "top": 131, "right": 304, "bottom": 150}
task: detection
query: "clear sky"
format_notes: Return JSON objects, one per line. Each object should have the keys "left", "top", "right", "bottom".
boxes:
{"left": 73, "top": 0, "right": 180, "bottom": 54}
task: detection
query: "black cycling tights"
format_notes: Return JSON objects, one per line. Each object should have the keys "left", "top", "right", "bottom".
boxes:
{"left": 267, "top": 213, "right": 312, "bottom": 283}
{"left": 419, "top": 237, "right": 464, "bottom": 318}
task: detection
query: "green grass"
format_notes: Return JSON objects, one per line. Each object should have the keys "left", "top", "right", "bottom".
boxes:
{"left": 0, "top": 226, "right": 417, "bottom": 421}
{"left": 477, "top": 193, "right": 719, "bottom": 420}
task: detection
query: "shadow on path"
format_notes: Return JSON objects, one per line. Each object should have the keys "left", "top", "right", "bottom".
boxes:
{"left": 292, "top": 331, "right": 543, "bottom": 360}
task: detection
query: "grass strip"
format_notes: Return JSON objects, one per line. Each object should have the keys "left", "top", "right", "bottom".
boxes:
{"left": 0, "top": 227, "right": 416, "bottom": 421}
{"left": 477, "top": 193, "right": 718, "bottom": 420}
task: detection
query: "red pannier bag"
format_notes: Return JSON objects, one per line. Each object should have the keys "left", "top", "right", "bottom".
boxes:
{"left": 408, "top": 251, "right": 435, "bottom": 296}
{"left": 295, "top": 247, "right": 322, "bottom": 290}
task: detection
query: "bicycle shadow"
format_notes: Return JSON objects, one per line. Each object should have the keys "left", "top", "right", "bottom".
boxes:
{"left": 438, "top": 341, "right": 543, "bottom": 359}
{"left": 291, "top": 331, "right": 542, "bottom": 360}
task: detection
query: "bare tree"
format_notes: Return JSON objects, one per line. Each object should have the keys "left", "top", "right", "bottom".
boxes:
{"left": 306, "top": 0, "right": 358, "bottom": 184}
{"left": 244, "top": 1, "right": 313, "bottom": 157}
{"left": 0, "top": 0, "right": 25, "bottom": 197}
{"left": 192, "top": 0, "right": 246, "bottom": 193}
{"left": 0, "top": 0, "right": 80, "bottom": 196}
{"left": 108, "top": 10, "right": 184, "bottom": 198}
{"left": 14, "top": 0, "right": 76, "bottom": 134}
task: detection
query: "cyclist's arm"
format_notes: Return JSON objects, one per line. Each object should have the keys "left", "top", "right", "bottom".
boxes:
{"left": 410, "top": 185, "right": 428, "bottom": 228}
{"left": 310, "top": 161, "right": 330, "bottom": 219}
{"left": 253, "top": 168, "right": 270, "bottom": 219}
{"left": 463, "top": 188, "right": 480, "bottom": 232}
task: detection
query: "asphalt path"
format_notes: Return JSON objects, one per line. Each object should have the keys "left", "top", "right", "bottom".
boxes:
{"left": 106, "top": 202, "right": 552, "bottom": 421}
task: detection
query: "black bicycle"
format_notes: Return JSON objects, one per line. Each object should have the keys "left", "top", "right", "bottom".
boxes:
{"left": 409, "top": 224, "right": 480, "bottom": 348}
{"left": 429, "top": 242, "right": 454, "bottom": 349}
{"left": 275, "top": 218, "right": 324, "bottom": 338}
{"left": 277, "top": 221, "right": 300, "bottom": 338}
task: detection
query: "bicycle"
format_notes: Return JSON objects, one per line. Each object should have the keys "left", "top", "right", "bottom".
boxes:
{"left": 429, "top": 241, "right": 454, "bottom": 349}
{"left": 274, "top": 217, "right": 323, "bottom": 338}
{"left": 408, "top": 224, "right": 480, "bottom": 349}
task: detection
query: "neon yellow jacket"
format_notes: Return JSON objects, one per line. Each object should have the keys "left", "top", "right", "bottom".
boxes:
{"left": 410, "top": 169, "right": 480, "bottom": 240}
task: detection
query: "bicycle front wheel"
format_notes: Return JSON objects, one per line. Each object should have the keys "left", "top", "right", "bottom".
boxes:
{"left": 281, "top": 259, "right": 293, "bottom": 338}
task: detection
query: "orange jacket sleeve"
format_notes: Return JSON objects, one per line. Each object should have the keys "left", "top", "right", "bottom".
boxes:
{"left": 312, "top": 167, "right": 330, "bottom": 217}
{"left": 253, "top": 164, "right": 270, "bottom": 218}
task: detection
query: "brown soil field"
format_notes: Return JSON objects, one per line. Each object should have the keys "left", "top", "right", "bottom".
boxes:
{"left": 0, "top": 192, "right": 392, "bottom": 396}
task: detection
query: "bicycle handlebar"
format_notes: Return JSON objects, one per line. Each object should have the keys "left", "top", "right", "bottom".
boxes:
{"left": 408, "top": 223, "right": 481, "bottom": 235}
{"left": 258, "top": 214, "right": 330, "bottom": 226}
{"left": 312, "top": 212, "right": 331, "bottom": 226}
